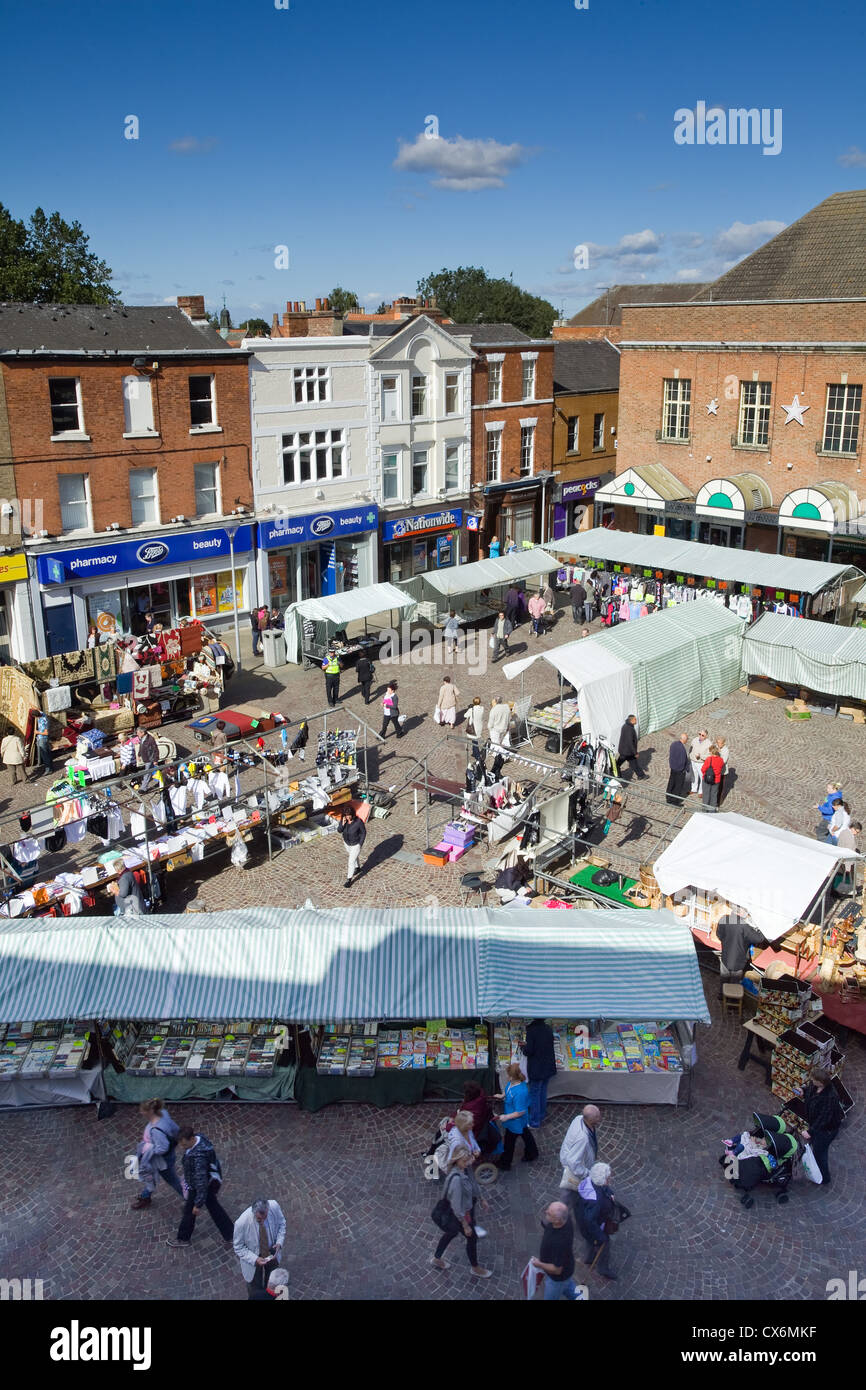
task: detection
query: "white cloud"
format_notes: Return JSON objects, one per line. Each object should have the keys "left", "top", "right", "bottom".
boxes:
{"left": 674, "top": 267, "right": 702, "bottom": 280}
{"left": 393, "top": 132, "right": 531, "bottom": 190}
{"left": 169, "top": 136, "right": 217, "bottom": 155}
{"left": 364, "top": 292, "right": 381, "bottom": 303}
{"left": 586, "top": 228, "right": 663, "bottom": 265}
{"left": 838, "top": 145, "right": 866, "bottom": 167}
{"left": 713, "top": 218, "right": 786, "bottom": 257}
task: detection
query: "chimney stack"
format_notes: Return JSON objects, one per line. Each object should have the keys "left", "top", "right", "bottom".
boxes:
{"left": 177, "top": 294, "right": 207, "bottom": 323}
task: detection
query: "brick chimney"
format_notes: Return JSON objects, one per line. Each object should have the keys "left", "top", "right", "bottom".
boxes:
{"left": 177, "top": 295, "right": 207, "bottom": 323}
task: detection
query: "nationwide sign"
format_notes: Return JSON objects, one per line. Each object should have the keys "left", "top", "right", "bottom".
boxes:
{"left": 36, "top": 526, "right": 253, "bottom": 584}
{"left": 257, "top": 505, "right": 379, "bottom": 550}
{"left": 382, "top": 508, "right": 463, "bottom": 543}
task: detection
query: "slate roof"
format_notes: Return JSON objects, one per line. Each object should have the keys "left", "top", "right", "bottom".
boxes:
{"left": 0, "top": 303, "right": 239, "bottom": 353}
{"left": 553, "top": 339, "right": 620, "bottom": 394}
{"left": 568, "top": 284, "right": 708, "bottom": 326}
{"left": 692, "top": 190, "right": 866, "bottom": 301}
{"left": 442, "top": 322, "right": 530, "bottom": 345}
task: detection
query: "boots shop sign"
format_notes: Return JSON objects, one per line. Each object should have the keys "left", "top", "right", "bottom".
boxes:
{"left": 35, "top": 525, "right": 253, "bottom": 583}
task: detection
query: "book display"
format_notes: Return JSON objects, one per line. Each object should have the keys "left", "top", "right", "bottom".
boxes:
{"left": 494, "top": 1019, "right": 684, "bottom": 1076}
{"left": 113, "top": 1019, "right": 288, "bottom": 1082}
{"left": 0, "top": 1021, "right": 96, "bottom": 1104}
{"left": 313, "top": 1021, "right": 490, "bottom": 1076}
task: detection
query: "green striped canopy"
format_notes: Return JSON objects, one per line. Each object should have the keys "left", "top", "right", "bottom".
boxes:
{"left": 742, "top": 612, "right": 866, "bottom": 701}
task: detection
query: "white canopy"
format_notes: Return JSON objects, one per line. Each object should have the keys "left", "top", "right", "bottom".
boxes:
{"left": 503, "top": 643, "right": 635, "bottom": 746}
{"left": 284, "top": 582, "right": 415, "bottom": 663}
{"left": 415, "top": 548, "right": 559, "bottom": 599}
{"left": 652, "top": 811, "right": 858, "bottom": 940}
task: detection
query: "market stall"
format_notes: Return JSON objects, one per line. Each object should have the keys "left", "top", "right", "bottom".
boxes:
{"left": 742, "top": 611, "right": 866, "bottom": 707}
{"left": 503, "top": 599, "right": 746, "bottom": 750}
{"left": 282, "top": 582, "right": 417, "bottom": 667}
{"left": 399, "top": 547, "right": 560, "bottom": 627}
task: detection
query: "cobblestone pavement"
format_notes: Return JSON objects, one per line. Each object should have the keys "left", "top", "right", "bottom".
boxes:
{"left": 0, "top": 981, "right": 863, "bottom": 1302}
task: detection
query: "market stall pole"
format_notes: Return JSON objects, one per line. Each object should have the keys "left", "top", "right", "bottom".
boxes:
{"left": 225, "top": 524, "right": 243, "bottom": 671}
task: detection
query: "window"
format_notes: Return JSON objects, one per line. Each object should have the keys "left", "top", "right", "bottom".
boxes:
{"left": 567, "top": 416, "right": 579, "bottom": 452}
{"left": 382, "top": 375, "right": 399, "bottom": 420}
{"left": 122, "top": 375, "right": 155, "bottom": 434}
{"left": 823, "top": 383, "right": 862, "bottom": 454}
{"left": 737, "top": 381, "right": 771, "bottom": 446}
{"left": 129, "top": 468, "right": 159, "bottom": 526}
{"left": 592, "top": 413, "right": 605, "bottom": 449}
{"left": 662, "top": 379, "right": 691, "bottom": 439}
{"left": 189, "top": 375, "right": 216, "bottom": 428}
{"left": 519, "top": 426, "right": 535, "bottom": 477}
{"left": 411, "top": 375, "right": 427, "bottom": 418}
{"left": 445, "top": 372, "right": 460, "bottom": 415}
{"left": 58, "top": 473, "right": 90, "bottom": 531}
{"left": 486, "top": 430, "right": 501, "bottom": 483}
{"left": 444, "top": 445, "right": 460, "bottom": 491}
{"left": 293, "top": 366, "right": 329, "bottom": 403}
{"left": 49, "top": 378, "right": 83, "bottom": 435}
{"left": 412, "top": 449, "right": 428, "bottom": 496}
{"left": 194, "top": 462, "right": 219, "bottom": 516}
{"left": 382, "top": 451, "right": 399, "bottom": 501}
{"left": 487, "top": 361, "right": 502, "bottom": 403}
{"left": 522, "top": 360, "right": 536, "bottom": 400}
{"left": 282, "top": 429, "right": 344, "bottom": 485}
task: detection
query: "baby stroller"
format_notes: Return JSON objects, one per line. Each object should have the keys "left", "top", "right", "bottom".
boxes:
{"left": 720, "top": 1112, "right": 801, "bottom": 1209}
{"left": 425, "top": 1115, "right": 503, "bottom": 1186}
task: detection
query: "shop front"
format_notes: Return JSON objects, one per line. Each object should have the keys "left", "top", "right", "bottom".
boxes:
{"left": 481, "top": 473, "right": 556, "bottom": 555}
{"left": 552, "top": 476, "right": 605, "bottom": 541}
{"left": 33, "top": 525, "right": 254, "bottom": 654}
{"left": 257, "top": 504, "right": 379, "bottom": 612}
{"left": 381, "top": 507, "right": 463, "bottom": 583}
{"left": 0, "top": 551, "right": 31, "bottom": 665}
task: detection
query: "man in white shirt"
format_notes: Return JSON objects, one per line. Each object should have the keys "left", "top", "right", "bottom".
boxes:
{"left": 559, "top": 1106, "right": 601, "bottom": 1219}
{"left": 688, "top": 730, "right": 711, "bottom": 794}
{"left": 233, "top": 1197, "right": 286, "bottom": 1298}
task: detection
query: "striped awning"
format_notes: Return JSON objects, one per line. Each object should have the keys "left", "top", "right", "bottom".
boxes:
{"left": 778, "top": 483, "right": 862, "bottom": 535}
{"left": 695, "top": 472, "right": 773, "bottom": 521}
{"left": 743, "top": 612, "right": 866, "bottom": 701}
{"left": 476, "top": 911, "right": 709, "bottom": 1022}
{"left": 409, "top": 547, "right": 559, "bottom": 599}
{"left": 595, "top": 464, "right": 693, "bottom": 509}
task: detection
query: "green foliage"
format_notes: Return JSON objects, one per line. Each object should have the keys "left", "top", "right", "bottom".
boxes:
{"left": 328, "top": 286, "right": 360, "bottom": 314}
{"left": 239, "top": 317, "right": 270, "bottom": 336}
{"left": 0, "top": 203, "right": 118, "bottom": 303}
{"left": 416, "top": 265, "right": 556, "bottom": 338}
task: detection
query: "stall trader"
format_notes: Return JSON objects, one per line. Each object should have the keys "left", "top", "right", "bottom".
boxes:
{"left": 108, "top": 869, "right": 146, "bottom": 916}
{"left": 715, "top": 914, "right": 781, "bottom": 997}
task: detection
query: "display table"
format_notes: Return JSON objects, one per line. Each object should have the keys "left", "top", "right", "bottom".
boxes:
{"left": 812, "top": 988, "right": 866, "bottom": 1035}
{"left": 569, "top": 865, "right": 647, "bottom": 908}
{"left": 105, "top": 1067, "right": 297, "bottom": 1103}
{"left": 0, "top": 1066, "right": 105, "bottom": 1109}
{"left": 546, "top": 1066, "right": 682, "bottom": 1105}
{"left": 295, "top": 1064, "right": 495, "bottom": 1112}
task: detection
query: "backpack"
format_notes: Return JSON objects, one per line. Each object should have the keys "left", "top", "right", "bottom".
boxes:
{"left": 704, "top": 763, "right": 716, "bottom": 786}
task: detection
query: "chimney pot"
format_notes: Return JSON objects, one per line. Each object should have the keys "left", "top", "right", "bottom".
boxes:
{"left": 299, "top": 300, "right": 306, "bottom": 313}
{"left": 323, "top": 298, "right": 330, "bottom": 312}
{"left": 315, "top": 298, "right": 322, "bottom": 312}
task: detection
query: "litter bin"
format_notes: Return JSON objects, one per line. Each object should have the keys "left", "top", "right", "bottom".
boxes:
{"left": 261, "top": 629, "right": 286, "bottom": 668}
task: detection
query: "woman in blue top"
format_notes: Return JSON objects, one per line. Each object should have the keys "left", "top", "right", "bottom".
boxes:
{"left": 494, "top": 1063, "right": 539, "bottom": 1171}
{"left": 488, "top": 535, "right": 501, "bottom": 560}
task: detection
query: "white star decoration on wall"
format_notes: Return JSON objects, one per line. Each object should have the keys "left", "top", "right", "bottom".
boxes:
{"left": 781, "top": 394, "right": 810, "bottom": 425}
{"left": 706, "top": 399, "right": 719, "bottom": 415}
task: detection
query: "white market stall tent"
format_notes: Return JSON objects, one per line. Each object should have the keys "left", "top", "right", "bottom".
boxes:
{"left": 652, "top": 812, "right": 860, "bottom": 942}
{"left": 283, "top": 582, "right": 417, "bottom": 664}
{"left": 399, "top": 548, "right": 561, "bottom": 617}
{"left": 742, "top": 612, "right": 866, "bottom": 702}
{"left": 503, "top": 599, "right": 746, "bottom": 747}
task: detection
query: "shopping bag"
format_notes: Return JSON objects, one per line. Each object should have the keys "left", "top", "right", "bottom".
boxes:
{"left": 433, "top": 708, "right": 442, "bottom": 725}
{"left": 801, "top": 1143, "right": 823, "bottom": 1184}
{"left": 489, "top": 635, "right": 495, "bottom": 650}
{"left": 521, "top": 1260, "right": 545, "bottom": 1299}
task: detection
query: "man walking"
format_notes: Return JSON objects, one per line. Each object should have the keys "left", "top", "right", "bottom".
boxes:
{"left": 380, "top": 682, "right": 404, "bottom": 739}
{"left": 340, "top": 805, "right": 366, "bottom": 888}
{"left": 1, "top": 729, "right": 28, "bottom": 785}
{"left": 165, "top": 1127, "right": 235, "bottom": 1249}
{"left": 443, "top": 611, "right": 461, "bottom": 657}
{"left": 521, "top": 1017, "right": 557, "bottom": 1129}
{"left": 559, "top": 1105, "right": 601, "bottom": 1219}
{"left": 355, "top": 651, "right": 375, "bottom": 704}
{"left": 322, "top": 649, "right": 342, "bottom": 708}
{"left": 618, "top": 714, "right": 647, "bottom": 779}
{"left": 491, "top": 612, "right": 513, "bottom": 663}
{"left": 689, "top": 729, "right": 711, "bottom": 795}
{"left": 570, "top": 578, "right": 586, "bottom": 624}
{"left": 34, "top": 711, "right": 53, "bottom": 778}
{"left": 666, "top": 733, "right": 691, "bottom": 805}
{"left": 532, "top": 1201, "right": 582, "bottom": 1301}
{"left": 232, "top": 1197, "right": 286, "bottom": 1298}
{"left": 582, "top": 577, "right": 596, "bottom": 625}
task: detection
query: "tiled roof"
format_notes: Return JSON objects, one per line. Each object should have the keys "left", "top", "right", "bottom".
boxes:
{"left": 442, "top": 323, "right": 530, "bottom": 344}
{"left": 568, "top": 284, "right": 708, "bottom": 326}
{"left": 553, "top": 339, "right": 620, "bottom": 394}
{"left": 0, "top": 303, "right": 236, "bottom": 353}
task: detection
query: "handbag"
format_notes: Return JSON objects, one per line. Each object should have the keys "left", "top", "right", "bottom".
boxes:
{"left": 431, "top": 1173, "right": 461, "bottom": 1232}
{"left": 801, "top": 1143, "right": 823, "bottom": 1184}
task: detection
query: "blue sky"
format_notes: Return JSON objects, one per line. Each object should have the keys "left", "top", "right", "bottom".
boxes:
{"left": 3, "top": 0, "right": 865, "bottom": 322}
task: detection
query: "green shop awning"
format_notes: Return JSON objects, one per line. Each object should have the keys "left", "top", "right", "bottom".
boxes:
{"left": 594, "top": 464, "right": 693, "bottom": 510}
{"left": 743, "top": 612, "right": 866, "bottom": 701}
{"left": 778, "top": 483, "right": 862, "bottom": 535}
{"left": 695, "top": 472, "right": 773, "bottom": 521}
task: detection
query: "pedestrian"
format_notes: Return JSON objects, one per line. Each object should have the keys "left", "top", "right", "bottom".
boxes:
{"left": 504, "top": 584, "right": 521, "bottom": 627}
{"left": 443, "top": 1110, "right": 481, "bottom": 1166}
{"left": 583, "top": 577, "right": 596, "bottom": 625}
{"left": 116, "top": 730, "right": 137, "bottom": 774}
{"left": 559, "top": 1106, "right": 601, "bottom": 1219}
{"left": 701, "top": 742, "right": 725, "bottom": 811}
{"left": 570, "top": 578, "right": 586, "bottom": 624}
{"left": 130, "top": 1099, "right": 184, "bottom": 1209}
{"left": 542, "top": 581, "right": 555, "bottom": 613}
{"left": 443, "top": 611, "right": 461, "bottom": 656}
{"left": 232, "top": 1197, "right": 286, "bottom": 1298}
{"left": 520, "top": 1017, "right": 557, "bottom": 1128}
{"left": 466, "top": 696, "right": 485, "bottom": 758}
{"left": 137, "top": 729, "right": 160, "bottom": 791}
{"left": 666, "top": 733, "right": 691, "bottom": 805}
{"left": 532, "top": 1201, "right": 582, "bottom": 1301}
{"left": 493, "top": 1063, "right": 539, "bottom": 1170}
{"left": 251, "top": 605, "right": 269, "bottom": 657}
{"left": 1, "top": 729, "right": 28, "bottom": 785}
{"left": 581, "top": 627, "right": 590, "bottom": 639}
{"left": 689, "top": 729, "right": 711, "bottom": 794}
{"left": 248, "top": 1266, "right": 290, "bottom": 1301}
{"left": 431, "top": 1146, "right": 491, "bottom": 1278}
{"left": 435, "top": 675, "right": 460, "bottom": 727}
{"left": 380, "top": 682, "right": 404, "bottom": 739}
{"left": 355, "top": 651, "right": 375, "bottom": 704}
{"left": 269, "top": 608, "right": 284, "bottom": 632}
{"left": 165, "top": 1127, "right": 235, "bottom": 1249}
{"left": 618, "top": 714, "right": 647, "bottom": 779}
{"left": 461, "top": 1081, "right": 494, "bottom": 1151}
{"left": 815, "top": 782, "right": 844, "bottom": 840}
{"left": 34, "top": 711, "right": 53, "bottom": 777}
{"left": 802, "top": 1069, "right": 844, "bottom": 1187}
{"left": 491, "top": 611, "right": 513, "bottom": 662}
{"left": 828, "top": 799, "right": 851, "bottom": 845}
{"left": 487, "top": 695, "right": 510, "bottom": 746}
{"left": 834, "top": 818, "right": 862, "bottom": 853}
{"left": 321, "top": 649, "right": 342, "bottom": 707}
{"left": 107, "top": 868, "right": 146, "bottom": 916}
{"left": 505, "top": 535, "right": 518, "bottom": 554}
{"left": 487, "top": 534, "right": 501, "bottom": 560}
{"left": 714, "top": 914, "right": 780, "bottom": 995}
{"left": 576, "top": 1161, "right": 620, "bottom": 1281}
{"left": 210, "top": 720, "right": 227, "bottom": 757}
{"left": 340, "top": 805, "right": 366, "bottom": 888}
{"left": 528, "top": 591, "right": 546, "bottom": 637}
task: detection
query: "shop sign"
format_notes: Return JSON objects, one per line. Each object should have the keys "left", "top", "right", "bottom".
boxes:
{"left": 258, "top": 505, "right": 379, "bottom": 551}
{"left": 383, "top": 508, "right": 463, "bottom": 543}
{"left": 0, "top": 552, "right": 29, "bottom": 583}
{"left": 36, "top": 526, "right": 253, "bottom": 584}
{"left": 465, "top": 514, "right": 481, "bottom": 532}
{"left": 561, "top": 477, "right": 601, "bottom": 503}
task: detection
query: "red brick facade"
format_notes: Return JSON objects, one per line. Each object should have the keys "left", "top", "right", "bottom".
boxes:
{"left": 469, "top": 343, "right": 554, "bottom": 552}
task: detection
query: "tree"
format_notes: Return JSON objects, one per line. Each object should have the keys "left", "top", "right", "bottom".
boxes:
{"left": 0, "top": 202, "right": 118, "bottom": 303}
{"left": 328, "top": 286, "right": 360, "bottom": 314}
{"left": 239, "top": 317, "right": 270, "bottom": 336}
{"left": 375, "top": 302, "right": 390, "bottom": 314}
{"left": 416, "top": 265, "right": 556, "bottom": 338}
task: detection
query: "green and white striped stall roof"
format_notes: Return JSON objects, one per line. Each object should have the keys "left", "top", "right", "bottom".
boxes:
{"left": 742, "top": 611, "right": 866, "bottom": 701}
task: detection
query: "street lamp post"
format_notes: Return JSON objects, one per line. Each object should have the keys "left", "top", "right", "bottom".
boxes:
{"left": 225, "top": 524, "right": 242, "bottom": 670}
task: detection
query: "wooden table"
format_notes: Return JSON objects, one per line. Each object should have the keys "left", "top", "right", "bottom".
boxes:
{"left": 736, "top": 1019, "right": 778, "bottom": 1085}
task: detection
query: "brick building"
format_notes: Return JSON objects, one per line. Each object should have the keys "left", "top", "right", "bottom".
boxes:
{"left": 599, "top": 192, "right": 866, "bottom": 567}
{"left": 0, "top": 296, "right": 253, "bottom": 658}
{"left": 552, "top": 339, "right": 620, "bottom": 539}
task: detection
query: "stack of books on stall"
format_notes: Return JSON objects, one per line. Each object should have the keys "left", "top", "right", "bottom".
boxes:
{"left": 346, "top": 1034, "right": 379, "bottom": 1077}
{"left": 156, "top": 1035, "right": 196, "bottom": 1076}
{"left": 215, "top": 1036, "right": 252, "bottom": 1076}
{"left": 316, "top": 1027, "right": 351, "bottom": 1075}
{"left": 186, "top": 1036, "right": 223, "bottom": 1077}
{"left": 492, "top": 1018, "right": 683, "bottom": 1074}
{"left": 375, "top": 1022, "right": 489, "bottom": 1071}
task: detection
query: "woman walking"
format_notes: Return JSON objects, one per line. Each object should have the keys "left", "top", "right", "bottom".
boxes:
{"left": 487, "top": 695, "right": 511, "bottom": 746}
{"left": 380, "top": 682, "right": 404, "bottom": 739}
{"left": 494, "top": 1063, "right": 539, "bottom": 1171}
{"left": 802, "top": 1069, "right": 844, "bottom": 1186}
{"left": 466, "top": 696, "right": 485, "bottom": 758}
{"left": 431, "top": 1146, "right": 491, "bottom": 1278}
{"left": 130, "top": 1099, "right": 184, "bottom": 1209}
{"left": 435, "top": 675, "right": 460, "bottom": 727}
{"left": 701, "top": 742, "right": 726, "bottom": 812}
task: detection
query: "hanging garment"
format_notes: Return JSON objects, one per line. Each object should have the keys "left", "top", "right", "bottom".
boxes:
{"left": 619, "top": 598, "right": 630, "bottom": 621}
{"left": 86, "top": 813, "right": 109, "bottom": 840}
{"left": 208, "top": 770, "right": 231, "bottom": 801}
{"left": 105, "top": 805, "right": 125, "bottom": 841}
{"left": 13, "top": 837, "right": 40, "bottom": 865}
{"left": 130, "top": 810, "right": 149, "bottom": 839}
{"left": 169, "top": 785, "right": 188, "bottom": 816}
{"left": 64, "top": 820, "right": 88, "bottom": 845}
